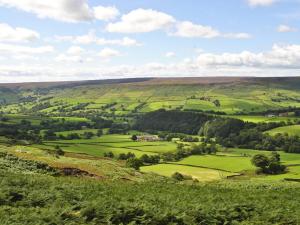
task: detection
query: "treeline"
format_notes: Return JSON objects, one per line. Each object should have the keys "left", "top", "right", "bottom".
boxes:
{"left": 0, "top": 116, "right": 116, "bottom": 143}
{"left": 134, "top": 109, "right": 213, "bottom": 134}
{"left": 201, "top": 118, "right": 300, "bottom": 153}
{"left": 235, "top": 106, "right": 300, "bottom": 116}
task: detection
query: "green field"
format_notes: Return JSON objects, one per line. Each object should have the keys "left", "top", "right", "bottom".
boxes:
{"left": 141, "top": 164, "right": 236, "bottom": 181}
{"left": 141, "top": 148, "right": 300, "bottom": 181}
{"left": 265, "top": 125, "right": 300, "bottom": 136}
{"left": 227, "top": 115, "right": 300, "bottom": 123}
{"left": 36, "top": 134, "right": 178, "bottom": 157}
{"left": 223, "top": 148, "right": 300, "bottom": 165}
{"left": 172, "top": 155, "right": 255, "bottom": 172}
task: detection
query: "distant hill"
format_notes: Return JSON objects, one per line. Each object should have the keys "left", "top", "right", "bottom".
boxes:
{"left": 1, "top": 77, "right": 300, "bottom": 115}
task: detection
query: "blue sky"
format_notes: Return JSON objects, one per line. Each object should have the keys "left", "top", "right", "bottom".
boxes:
{"left": 0, "top": 0, "right": 300, "bottom": 82}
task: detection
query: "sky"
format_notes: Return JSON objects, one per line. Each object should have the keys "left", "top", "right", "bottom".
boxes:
{"left": 0, "top": 0, "right": 300, "bottom": 82}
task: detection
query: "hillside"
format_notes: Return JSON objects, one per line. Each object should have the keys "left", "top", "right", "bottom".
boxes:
{"left": 1, "top": 77, "right": 300, "bottom": 116}
{"left": 1, "top": 77, "right": 300, "bottom": 224}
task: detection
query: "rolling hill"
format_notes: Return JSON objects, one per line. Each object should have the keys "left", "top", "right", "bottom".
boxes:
{"left": 1, "top": 77, "right": 300, "bottom": 116}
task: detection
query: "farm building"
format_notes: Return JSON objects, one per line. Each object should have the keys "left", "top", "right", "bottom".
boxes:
{"left": 266, "top": 114, "right": 276, "bottom": 118}
{"left": 137, "top": 135, "right": 161, "bottom": 142}
{"left": 279, "top": 112, "right": 289, "bottom": 117}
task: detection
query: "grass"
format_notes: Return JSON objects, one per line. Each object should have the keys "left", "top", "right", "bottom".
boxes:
{"left": 4, "top": 145, "right": 143, "bottom": 180}
{"left": 2, "top": 163, "right": 300, "bottom": 224}
{"left": 221, "top": 148, "right": 300, "bottom": 165}
{"left": 226, "top": 115, "right": 300, "bottom": 123}
{"left": 265, "top": 125, "right": 300, "bottom": 136}
{"left": 55, "top": 129, "right": 98, "bottom": 136}
{"left": 36, "top": 134, "right": 178, "bottom": 157}
{"left": 141, "top": 164, "right": 236, "bottom": 181}
{"left": 172, "top": 155, "right": 255, "bottom": 173}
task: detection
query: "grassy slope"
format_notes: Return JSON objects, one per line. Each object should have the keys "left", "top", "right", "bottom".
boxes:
{"left": 265, "top": 125, "right": 300, "bottom": 136}
{"left": 1, "top": 169, "right": 300, "bottom": 225}
{"left": 35, "top": 134, "right": 178, "bottom": 157}
{"left": 2, "top": 77, "right": 300, "bottom": 116}
{"left": 141, "top": 164, "right": 236, "bottom": 181}
{"left": 1, "top": 145, "right": 146, "bottom": 181}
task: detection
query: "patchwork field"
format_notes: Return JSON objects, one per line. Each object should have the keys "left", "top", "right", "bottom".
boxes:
{"left": 2, "top": 77, "right": 300, "bottom": 117}
{"left": 36, "top": 134, "right": 179, "bottom": 157}
{"left": 142, "top": 148, "right": 300, "bottom": 181}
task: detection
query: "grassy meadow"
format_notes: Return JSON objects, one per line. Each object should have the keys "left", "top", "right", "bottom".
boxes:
{"left": 35, "top": 134, "right": 178, "bottom": 157}
{"left": 265, "top": 125, "right": 300, "bottom": 136}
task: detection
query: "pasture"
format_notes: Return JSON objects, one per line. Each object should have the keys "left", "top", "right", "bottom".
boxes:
{"left": 140, "top": 164, "right": 236, "bottom": 181}
{"left": 227, "top": 115, "right": 300, "bottom": 123}
{"left": 172, "top": 155, "right": 255, "bottom": 172}
{"left": 265, "top": 125, "right": 300, "bottom": 136}
{"left": 37, "top": 134, "right": 178, "bottom": 157}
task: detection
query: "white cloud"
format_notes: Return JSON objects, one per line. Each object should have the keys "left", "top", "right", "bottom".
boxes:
{"left": 223, "top": 33, "right": 252, "bottom": 39}
{"left": 98, "top": 48, "right": 121, "bottom": 59}
{"left": 67, "top": 46, "right": 84, "bottom": 55}
{"left": 196, "top": 44, "right": 300, "bottom": 68}
{"left": 0, "top": 43, "right": 54, "bottom": 55}
{"left": 93, "top": 6, "right": 119, "bottom": 21}
{"left": 0, "top": 23, "right": 39, "bottom": 42}
{"left": 172, "top": 21, "right": 220, "bottom": 38}
{"left": 277, "top": 24, "right": 297, "bottom": 33}
{"left": 172, "top": 21, "right": 251, "bottom": 39}
{"left": 106, "top": 8, "right": 176, "bottom": 33}
{"left": 106, "top": 9, "right": 251, "bottom": 39}
{"left": 55, "top": 31, "right": 141, "bottom": 46}
{"left": 0, "top": 0, "right": 119, "bottom": 22}
{"left": 165, "top": 52, "right": 176, "bottom": 58}
{"left": 55, "top": 54, "right": 83, "bottom": 63}
{"left": 247, "top": 0, "right": 276, "bottom": 7}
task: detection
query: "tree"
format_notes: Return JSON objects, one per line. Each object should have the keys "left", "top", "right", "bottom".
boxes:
{"left": 171, "top": 172, "right": 184, "bottom": 181}
{"left": 251, "top": 153, "right": 286, "bottom": 175}
{"left": 104, "top": 151, "right": 114, "bottom": 158}
{"left": 97, "top": 129, "right": 103, "bottom": 137}
{"left": 270, "top": 151, "right": 280, "bottom": 162}
{"left": 83, "top": 132, "right": 94, "bottom": 139}
{"left": 55, "top": 145, "right": 64, "bottom": 156}
{"left": 131, "top": 135, "right": 138, "bottom": 141}
{"left": 118, "top": 152, "right": 136, "bottom": 160}
{"left": 251, "top": 154, "right": 270, "bottom": 171}
{"left": 126, "top": 158, "right": 143, "bottom": 170}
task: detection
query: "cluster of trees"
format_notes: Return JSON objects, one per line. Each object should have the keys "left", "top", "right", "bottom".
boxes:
{"left": 108, "top": 123, "right": 130, "bottom": 134}
{"left": 0, "top": 116, "right": 113, "bottom": 143}
{"left": 0, "top": 120, "right": 42, "bottom": 144}
{"left": 158, "top": 132, "right": 199, "bottom": 142}
{"left": 134, "top": 109, "right": 213, "bottom": 134}
{"left": 40, "top": 119, "right": 91, "bottom": 132}
{"left": 162, "top": 142, "right": 217, "bottom": 162}
{"left": 201, "top": 118, "right": 300, "bottom": 153}
{"left": 234, "top": 106, "right": 300, "bottom": 116}
{"left": 90, "top": 116, "right": 113, "bottom": 128}
{"left": 118, "top": 152, "right": 160, "bottom": 170}
{"left": 251, "top": 152, "right": 286, "bottom": 174}
{"left": 45, "top": 130, "right": 102, "bottom": 141}
{"left": 102, "top": 151, "right": 161, "bottom": 170}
